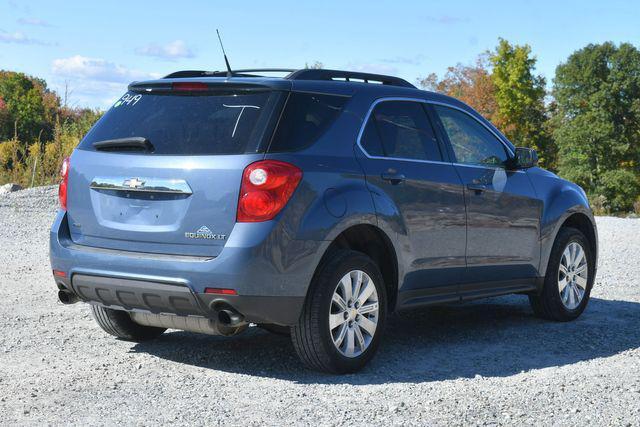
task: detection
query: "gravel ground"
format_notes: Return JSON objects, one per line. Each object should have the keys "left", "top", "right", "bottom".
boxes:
{"left": 0, "top": 186, "right": 639, "bottom": 426}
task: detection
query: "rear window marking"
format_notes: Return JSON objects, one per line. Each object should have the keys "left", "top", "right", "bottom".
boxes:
{"left": 223, "top": 104, "right": 261, "bottom": 138}
{"left": 114, "top": 93, "right": 142, "bottom": 108}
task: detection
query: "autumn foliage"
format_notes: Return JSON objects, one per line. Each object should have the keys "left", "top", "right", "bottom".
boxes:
{"left": 0, "top": 70, "right": 101, "bottom": 187}
{"left": 1, "top": 39, "right": 640, "bottom": 214}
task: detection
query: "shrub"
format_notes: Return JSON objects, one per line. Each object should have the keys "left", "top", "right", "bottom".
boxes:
{"left": 595, "top": 169, "right": 640, "bottom": 213}
{"left": 589, "top": 194, "right": 609, "bottom": 216}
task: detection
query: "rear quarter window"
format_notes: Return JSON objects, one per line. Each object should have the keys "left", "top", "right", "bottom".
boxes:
{"left": 267, "top": 92, "right": 348, "bottom": 152}
{"left": 78, "top": 90, "right": 281, "bottom": 155}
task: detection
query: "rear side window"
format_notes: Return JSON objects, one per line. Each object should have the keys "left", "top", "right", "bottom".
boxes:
{"left": 268, "top": 92, "right": 348, "bottom": 152}
{"left": 79, "top": 91, "right": 280, "bottom": 155}
{"left": 360, "top": 101, "right": 442, "bottom": 161}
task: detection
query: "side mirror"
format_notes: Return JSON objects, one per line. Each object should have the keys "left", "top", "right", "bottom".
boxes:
{"left": 512, "top": 147, "right": 538, "bottom": 169}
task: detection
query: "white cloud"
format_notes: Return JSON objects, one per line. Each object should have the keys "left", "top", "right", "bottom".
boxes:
{"left": 380, "top": 55, "right": 427, "bottom": 66}
{"left": 0, "top": 29, "right": 46, "bottom": 45}
{"left": 52, "top": 79, "right": 124, "bottom": 109}
{"left": 17, "top": 17, "right": 53, "bottom": 27}
{"left": 135, "top": 40, "right": 194, "bottom": 60}
{"left": 51, "top": 56, "right": 162, "bottom": 108}
{"left": 51, "top": 55, "right": 158, "bottom": 83}
{"left": 345, "top": 62, "right": 399, "bottom": 76}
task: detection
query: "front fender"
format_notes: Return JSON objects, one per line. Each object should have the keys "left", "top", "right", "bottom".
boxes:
{"left": 534, "top": 173, "right": 597, "bottom": 276}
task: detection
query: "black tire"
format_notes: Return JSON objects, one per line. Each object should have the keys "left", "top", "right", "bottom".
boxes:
{"left": 91, "top": 305, "right": 166, "bottom": 341}
{"left": 258, "top": 324, "right": 291, "bottom": 336}
{"left": 291, "top": 249, "right": 387, "bottom": 374}
{"left": 529, "top": 227, "right": 595, "bottom": 321}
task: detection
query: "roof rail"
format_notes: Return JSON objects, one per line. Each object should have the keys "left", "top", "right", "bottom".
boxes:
{"left": 163, "top": 68, "right": 416, "bottom": 88}
{"left": 286, "top": 69, "right": 416, "bottom": 88}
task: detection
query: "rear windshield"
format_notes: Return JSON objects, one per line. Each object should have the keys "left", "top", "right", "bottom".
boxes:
{"left": 78, "top": 90, "right": 282, "bottom": 155}
{"left": 267, "top": 92, "right": 348, "bottom": 152}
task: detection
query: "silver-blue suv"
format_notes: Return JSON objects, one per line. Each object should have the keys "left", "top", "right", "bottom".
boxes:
{"left": 50, "top": 68, "right": 598, "bottom": 373}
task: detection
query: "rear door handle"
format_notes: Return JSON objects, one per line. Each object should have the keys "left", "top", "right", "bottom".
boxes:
{"left": 381, "top": 173, "right": 406, "bottom": 185}
{"left": 467, "top": 183, "right": 487, "bottom": 194}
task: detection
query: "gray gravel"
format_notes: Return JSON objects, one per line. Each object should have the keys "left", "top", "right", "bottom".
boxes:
{"left": 0, "top": 186, "right": 639, "bottom": 426}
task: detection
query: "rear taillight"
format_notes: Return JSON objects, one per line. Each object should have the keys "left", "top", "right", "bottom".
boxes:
{"left": 58, "top": 157, "right": 70, "bottom": 211}
{"left": 237, "top": 160, "right": 302, "bottom": 222}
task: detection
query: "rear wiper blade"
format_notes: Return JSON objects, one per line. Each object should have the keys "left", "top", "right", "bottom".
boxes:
{"left": 92, "top": 137, "right": 154, "bottom": 152}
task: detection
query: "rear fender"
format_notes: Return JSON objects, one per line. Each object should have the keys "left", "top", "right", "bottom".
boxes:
{"left": 268, "top": 153, "right": 404, "bottom": 297}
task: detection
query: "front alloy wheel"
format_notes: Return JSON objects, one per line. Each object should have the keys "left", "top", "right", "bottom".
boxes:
{"left": 558, "top": 241, "right": 588, "bottom": 310}
{"left": 529, "top": 226, "right": 594, "bottom": 321}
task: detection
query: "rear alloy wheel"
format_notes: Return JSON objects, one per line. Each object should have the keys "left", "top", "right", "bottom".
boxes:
{"left": 529, "top": 227, "right": 594, "bottom": 321}
{"left": 329, "top": 270, "right": 380, "bottom": 358}
{"left": 292, "top": 250, "right": 386, "bottom": 374}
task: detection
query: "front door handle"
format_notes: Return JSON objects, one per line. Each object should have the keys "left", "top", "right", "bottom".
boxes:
{"left": 381, "top": 172, "right": 406, "bottom": 185}
{"left": 467, "top": 183, "right": 487, "bottom": 194}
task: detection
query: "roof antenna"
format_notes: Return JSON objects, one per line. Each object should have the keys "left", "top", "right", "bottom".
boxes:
{"left": 216, "top": 29, "right": 233, "bottom": 77}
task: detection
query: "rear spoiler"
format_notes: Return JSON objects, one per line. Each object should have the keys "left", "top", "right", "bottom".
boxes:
{"left": 128, "top": 78, "right": 292, "bottom": 93}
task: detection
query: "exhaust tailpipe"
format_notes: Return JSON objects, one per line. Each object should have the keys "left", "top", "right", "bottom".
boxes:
{"left": 130, "top": 311, "right": 247, "bottom": 336}
{"left": 218, "top": 309, "right": 244, "bottom": 327}
{"left": 58, "top": 290, "right": 79, "bottom": 305}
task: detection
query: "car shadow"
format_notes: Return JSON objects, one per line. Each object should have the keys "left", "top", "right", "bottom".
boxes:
{"left": 130, "top": 296, "right": 640, "bottom": 384}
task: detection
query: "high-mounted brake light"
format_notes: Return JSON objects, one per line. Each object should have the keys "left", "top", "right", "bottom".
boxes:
{"left": 237, "top": 160, "right": 302, "bottom": 222}
{"left": 58, "top": 157, "right": 70, "bottom": 210}
{"left": 172, "top": 82, "right": 209, "bottom": 92}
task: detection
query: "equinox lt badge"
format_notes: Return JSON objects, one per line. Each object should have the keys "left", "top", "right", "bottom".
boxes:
{"left": 185, "top": 226, "right": 226, "bottom": 240}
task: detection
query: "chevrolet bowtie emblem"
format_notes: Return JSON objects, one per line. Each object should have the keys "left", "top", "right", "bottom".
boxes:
{"left": 123, "top": 178, "right": 145, "bottom": 189}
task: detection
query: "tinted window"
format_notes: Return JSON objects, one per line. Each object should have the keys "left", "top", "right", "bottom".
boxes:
{"left": 268, "top": 92, "right": 348, "bottom": 152}
{"left": 360, "top": 117, "right": 384, "bottom": 156}
{"left": 79, "top": 91, "right": 279, "bottom": 155}
{"left": 366, "top": 101, "right": 442, "bottom": 161}
{"left": 434, "top": 105, "right": 509, "bottom": 167}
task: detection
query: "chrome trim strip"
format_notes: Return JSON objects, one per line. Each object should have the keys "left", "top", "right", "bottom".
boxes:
{"left": 65, "top": 242, "right": 213, "bottom": 262}
{"left": 90, "top": 177, "right": 193, "bottom": 195}
{"left": 355, "top": 96, "right": 517, "bottom": 168}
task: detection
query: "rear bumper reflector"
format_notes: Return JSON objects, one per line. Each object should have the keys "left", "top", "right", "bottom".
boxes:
{"left": 204, "top": 287, "right": 238, "bottom": 295}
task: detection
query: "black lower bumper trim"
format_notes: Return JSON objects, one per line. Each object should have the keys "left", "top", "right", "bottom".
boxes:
{"left": 199, "top": 294, "right": 304, "bottom": 326}
{"left": 72, "top": 274, "right": 204, "bottom": 316}
{"left": 67, "top": 274, "right": 305, "bottom": 326}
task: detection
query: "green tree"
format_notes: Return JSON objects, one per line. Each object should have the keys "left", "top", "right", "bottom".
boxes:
{"left": 553, "top": 42, "right": 640, "bottom": 212}
{"left": 490, "top": 39, "right": 552, "bottom": 167}
{"left": 0, "top": 70, "right": 60, "bottom": 143}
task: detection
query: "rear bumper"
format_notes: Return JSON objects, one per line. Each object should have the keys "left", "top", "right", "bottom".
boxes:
{"left": 50, "top": 211, "right": 326, "bottom": 325}
{"left": 56, "top": 273, "right": 303, "bottom": 325}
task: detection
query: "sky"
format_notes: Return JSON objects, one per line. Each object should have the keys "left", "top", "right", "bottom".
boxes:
{"left": 1, "top": 0, "right": 638, "bottom": 109}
